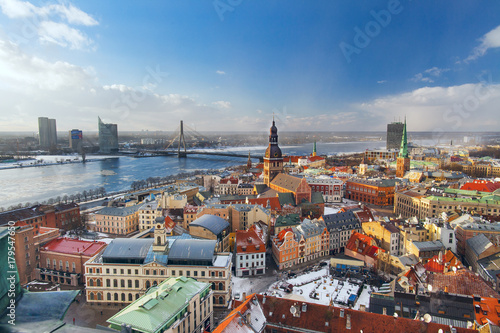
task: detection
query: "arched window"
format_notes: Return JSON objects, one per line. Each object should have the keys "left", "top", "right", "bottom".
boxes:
{"left": 218, "top": 296, "right": 224, "bottom": 305}
{"left": 128, "top": 280, "right": 132, "bottom": 288}
{"left": 97, "top": 293, "right": 102, "bottom": 300}
{"left": 114, "top": 293, "right": 118, "bottom": 301}
{"left": 88, "top": 279, "right": 94, "bottom": 287}
{"left": 106, "top": 279, "right": 110, "bottom": 287}
{"left": 146, "top": 281, "right": 150, "bottom": 289}
{"left": 157, "top": 236, "right": 161, "bottom": 244}
{"left": 128, "top": 294, "right": 133, "bottom": 302}
{"left": 153, "top": 281, "right": 157, "bottom": 286}
{"left": 113, "top": 279, "right": 118, "bottom": 288}
{"left": 96, "top": 279, "right": 101, "bottom": 287}
{"left": 107, "top": 293, "right": 111, "bottom": 301}
{"left": 135, "top": 280, "right": 139, "bottom": 288}
{"left": 218, "top": 282, "right": 223, "bottom": 290}
{"left": 136, "top": 293, "right": 140, "bottom": 300}
{"left": 211, "top": 282, "right": 216, "bottom": 290}
{"left": 121, "top": 293, "right": 125, "bottom": 302}
{"left": 121, "top": 279, "right": 125, "bottom": 288}
{"left": 89, "top": 293, "right": 94, "bottom": 300}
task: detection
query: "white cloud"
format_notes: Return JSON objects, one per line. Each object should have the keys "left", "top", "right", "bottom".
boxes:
{"left": 216, "top": 70, "right": 226, "bottom": 75}
{"left": 212, "top": 100, "right": 231, "bottom": 109}
{"left": 465, "top": 24, "right": 500, "bottom": 62}
{"left": 0, "top": 0, "right": 97, "bottom": 49}
{"left": 377, "top": 80, "right": 387, "bottom": 84}
{"left": 355, "top": 82, "right": 500, "bottom": 132}
{"left": 38, "top": 21, "right": 93, "bottom": 50}
{"left": 411, "top": 67, "right": 449, "bottom": 83}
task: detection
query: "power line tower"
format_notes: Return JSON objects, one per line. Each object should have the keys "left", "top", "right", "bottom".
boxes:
{"left": 178, "top": 120, "right": 187, "bottom": 158}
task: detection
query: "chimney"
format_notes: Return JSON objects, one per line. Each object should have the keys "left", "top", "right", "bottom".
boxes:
{"left": 242, "top": 292, "right": 247, "bottom": 300}
{"left": 263, "top": 295, "right": 266, "bottom": 304}
{"left": 346, "top": 314, "right": 351, "bottom": 329}
{"left": 246, "top": 311, "right": 251, "bottom": 324}
{"left": 302, "top": 303, "right": 307, "bottom": 312}
{"left": 340, "top": 309, "right": 344, "bottom": 318}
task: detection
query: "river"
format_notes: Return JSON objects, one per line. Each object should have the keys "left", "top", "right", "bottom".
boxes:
{"left": 0, "top": 141, "right": 386, "bottom": 209}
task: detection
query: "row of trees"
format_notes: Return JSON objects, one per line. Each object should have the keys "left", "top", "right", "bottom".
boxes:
{"left": 129, "top": 170, "right": 211, "bottom": 191}
{"left": 1, "top": 186, "right": 107, "bottom": 212}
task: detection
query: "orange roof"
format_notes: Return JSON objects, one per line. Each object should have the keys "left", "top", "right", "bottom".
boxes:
{"left": 461, "top": 180, "right": 500, "bottom": 193}
{"left": 474, "top": 297, "right": 500, "bottom": 327}
{"left": 308, "top": 156, "right": 324, "bottom": 162}
{"left": 212, "top": 293, "right": 259, "bottom": 333}
{"left": 427, "top": 269, "right": 500, "bottom": 298}
{"left": 235, "top": 228, "right": 265, "bottom": 253}
{"left": 345, "top": 232, "right": 383, "bottom": 259}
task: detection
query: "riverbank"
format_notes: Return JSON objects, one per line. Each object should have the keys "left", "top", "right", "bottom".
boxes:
{"left": 0, "top": 155, "right": 119, "bottom": 170}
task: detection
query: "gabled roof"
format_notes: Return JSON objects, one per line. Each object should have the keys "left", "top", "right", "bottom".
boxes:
{"left": 278, "top": 192, "right": 295, "bottom": 206}
{"left": 311, "top": 191, "right": 324, "bottom": 204}
{"left": 271, "top": 174, "right": 303, "bottom": 192}
{"left": 322, "top": 211, "right": 360, "bottom": 230}
{"left": 275, "top": 214, "right": 301, "bottom": 228}
{"left": 345, "top": 232, "right": 383, "bottom": 259}
{"left": 253, "top": 184, "right": 268, "bottom": 194}
{"left": 190, "top": 214, "right": 229, "bottom": 235}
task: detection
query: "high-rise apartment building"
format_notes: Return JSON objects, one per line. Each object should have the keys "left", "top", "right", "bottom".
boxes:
{"left": 98, "top": 116, "right": 118, "bottom": 153}
{"left": 69, "top": 129, "right": 83, "bottom": 152}
{"left": 38, "top": 117, "right": 57, "bottom": 149}
{"left": 386, "top": 121, "right": 404, "bottom": 150}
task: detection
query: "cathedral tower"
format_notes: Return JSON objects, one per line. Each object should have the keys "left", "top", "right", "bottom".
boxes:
{"left": 263, "top": 119, "right": 283, "bottom": 185}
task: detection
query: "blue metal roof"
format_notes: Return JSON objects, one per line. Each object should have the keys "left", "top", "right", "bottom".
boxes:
{"left": 102, "top": 238, "right": 153, "bottom": 260}
{"left": 168, "top": 239, "right": 216, "bottom": 262}
{"left": 190, "top": 214, "right": 229, "bottom": 235}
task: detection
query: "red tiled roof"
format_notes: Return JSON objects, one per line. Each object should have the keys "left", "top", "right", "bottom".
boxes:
{"left": 42, "top": 237, "right": 107, "bottom": 257}
{"left": 308, "top": 156, "right": 325, "bottom": 162}
{"left": 235, "top": 228, "right": 265, "bottom": 253}
{"left": 220, "top": 177, "right": 238, "bottom": 185}
{"left": 164, "top": 216, "right": 176, "bottom": 230}
{"left": 254, "top": 294, "right": 477, "bottom": 333}
{"left": 345, "top": 232, "right": 383, "bottom": 259}
{"left": 427, "top": 269, "right": 500, "bottom": 298}
{"left": 461, "top": 180, "right": 500, "bottom": 193}
{"left": 424, "top": 259, "right": 445, "bottom": 273}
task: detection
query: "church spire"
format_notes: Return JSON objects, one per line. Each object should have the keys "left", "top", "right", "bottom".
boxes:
{"left": 399, "top": 117, "right": 408, "bottom": 158}
{"left": 312, "top": 141, "right": 317, "bottom": 157}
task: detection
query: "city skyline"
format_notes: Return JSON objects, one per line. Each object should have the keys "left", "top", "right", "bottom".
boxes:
{"left": 0, "top": 1, "right": 499, "bottom": 133}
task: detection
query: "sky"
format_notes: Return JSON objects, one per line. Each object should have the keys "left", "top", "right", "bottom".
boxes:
{"left": 0, "top": 0, "right": 499, "bottom": 134}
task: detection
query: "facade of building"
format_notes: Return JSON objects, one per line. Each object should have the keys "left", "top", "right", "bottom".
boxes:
{"left": 94, "top": 204, "right": 142, "bottom": 235}
{"left": 197, "top": 204, "right": 270, "bottom": 233}
{"left": 364, "top": 149, "right": 399, "bottom": 162}
{"left": 36, "top": 237, "right": 107, "bottom": 286}
{"left": 465, "top": 234, "right": 500, "bottom": 273}
{"left": 271, "top": 228, "right": 299, "bottom": 270}
{"left": 138, "top": 201, "right": 163, "bottom": 231}
{"left": 234, "top": 225, "right": 266, "bottom": 277}
{"left": 345, "top": 232, "right": 383, "bottom": 269}
{"left": 387, "top": 121, "right": 405, "bottom": 150}
{"left": 407, "top": 240, "right": 444, "bottom": 263}
{"left": 215, "top": 177, "right": 239, "bottom": 196}
{"left": 68, "top": 129, "right": 82, "bottom": 152}
{"left": 263, "top": 119, "right": 283, "bottom": 185}
{"left": 345, "top": 178, "right": 396, "bottom": 206}
{"left": 10, "top": 225, "right": 59, "bottom": 285}
{"left": 322, "top": 211, "right": 361, "bottom": 254}
{"left": 84, "top": 237, "right": 233, "bottom": 308}
{"left": 98, "top": 116, "right": 118, "bottom": 153}
{"left": 307, "top": 177, "right": 344, "bottom": 202}
{"left": 107, "top": 276, "right": 213, "bottom": 333}
{"left": 38, "top": 116, "right": 57, "bottom": 149}
{"left": 362, "top": 220, "right": 401, "bottom": 256}
{"left": 0, "top": 203, "right": 81, "bottom": 233}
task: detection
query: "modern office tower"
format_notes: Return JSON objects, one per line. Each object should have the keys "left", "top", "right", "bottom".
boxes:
{"left": 386, "top": 121, "right": 404, "bottom": 150}
{"left": 98, "top": 117, "right": 118, "bottom": 153}
{"left": 38, "top": 117, "right": 57, "bottom": 149}
{"left": 69, "top": 129, "right": 83, "bottom": 152}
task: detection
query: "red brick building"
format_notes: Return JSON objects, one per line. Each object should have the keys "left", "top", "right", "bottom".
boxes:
{"left": 36, "top": 237, "right": 107, "bottom": 286}
{"left": 0, "top": 203, "right": 81, "bottom": 233}
{"left": 270, "top": 174, "right": 311, "bottom": 205}
{"left": 345, "top": 178, "right": 396, "bottom": 206}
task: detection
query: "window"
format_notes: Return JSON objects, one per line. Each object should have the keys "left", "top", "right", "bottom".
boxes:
{"left": 106, "top": 279, "right": 110, "bottom": 287}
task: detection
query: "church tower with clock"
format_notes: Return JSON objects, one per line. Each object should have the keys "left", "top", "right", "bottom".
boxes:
{"left": 263, "top": 118, "right": 283, "bottom": 185}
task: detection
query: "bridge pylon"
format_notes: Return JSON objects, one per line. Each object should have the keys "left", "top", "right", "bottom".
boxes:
{"left": 178, "top": 120, "right": 187, "bottom": 158}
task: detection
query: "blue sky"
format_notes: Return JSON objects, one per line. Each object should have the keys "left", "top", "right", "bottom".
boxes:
{"left": 0, "top": 0, "right": 499, "bottom": 133}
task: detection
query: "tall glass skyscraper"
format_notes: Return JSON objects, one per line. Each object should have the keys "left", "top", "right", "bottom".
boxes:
{"left": 98, "top": 117, "right": 118, "bottom": 153}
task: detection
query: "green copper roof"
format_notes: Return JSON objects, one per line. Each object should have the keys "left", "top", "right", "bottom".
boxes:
{"left": 107, "top": 276, "right": 210, "bottom": 333}
{"left": 399, "top": 118, "right": 408, "bottom": 158}
{"left": 275, "top": 214, "right": 301, "bottom": 227}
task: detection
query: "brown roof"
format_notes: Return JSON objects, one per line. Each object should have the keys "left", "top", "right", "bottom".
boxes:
{"left": 255, "top": 294, "right": 477, "bottom": 333}
{"left": 427, "top": 269, "right": 500, "bottom": 298}
{"left": 271, "top": 174, "right": 303, "bottom": 192}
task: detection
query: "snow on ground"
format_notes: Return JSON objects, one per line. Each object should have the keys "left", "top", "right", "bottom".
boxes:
{"left": 267, "top": 268, "right": 375, "bottom": 310}
{"left": 79, "top": 237, "right": 114, "bottom": 244}
{"left": 26, "top": 281, "right": 49, "bottom": 285}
